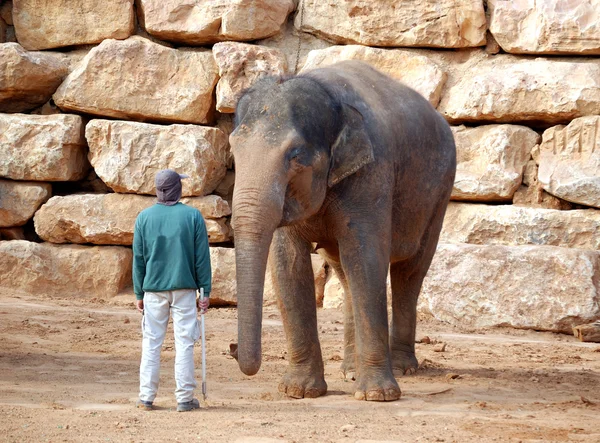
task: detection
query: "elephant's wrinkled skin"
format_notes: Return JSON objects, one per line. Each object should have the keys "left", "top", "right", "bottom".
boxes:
{"left": 230, "top": 61, "right": 456, "bottom": 401}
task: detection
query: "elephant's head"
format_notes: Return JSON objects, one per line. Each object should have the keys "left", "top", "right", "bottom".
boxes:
{"left": 230, "top": 74, "right": 374, "bottom": 376}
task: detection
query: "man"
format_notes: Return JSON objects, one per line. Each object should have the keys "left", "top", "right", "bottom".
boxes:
{"left": 133, "top": 169, "right": 211, "bottom": 412}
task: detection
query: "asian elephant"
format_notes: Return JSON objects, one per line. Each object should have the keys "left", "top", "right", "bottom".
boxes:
{"left": 230, "top": 60, "right": 456, "bottom": 401}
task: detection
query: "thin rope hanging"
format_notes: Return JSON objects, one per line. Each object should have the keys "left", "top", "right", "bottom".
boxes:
{"left": 294, "top": 0, "right": 305, "bottom": 74}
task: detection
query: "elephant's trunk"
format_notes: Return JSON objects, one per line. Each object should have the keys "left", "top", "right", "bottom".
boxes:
{"left": 232, "top": 185, "right": 284, "bottom": 376}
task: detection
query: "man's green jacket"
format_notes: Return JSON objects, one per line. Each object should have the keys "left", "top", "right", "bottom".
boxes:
{"left": 133, "top": 202, "right": 212, "bottom": 300}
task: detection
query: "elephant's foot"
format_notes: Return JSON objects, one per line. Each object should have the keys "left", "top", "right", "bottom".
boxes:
{"left": 392, "top": 350, "right": 419, "bottom": 376}
{"left": 278, "top": 367, "right": 327, "bottom": 399}
{"left": 353, "top": 369, "right": 401, "bottom": 401}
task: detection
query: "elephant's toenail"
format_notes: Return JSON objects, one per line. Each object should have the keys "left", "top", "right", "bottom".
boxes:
{"left": 304, "top": 389, "right": 320, "bottom": 398}
{"left": 366, "top": 390, "right": 385, "bottom": 401}
{"left": 385, "top": 389, "right": 401, "bottom": 401}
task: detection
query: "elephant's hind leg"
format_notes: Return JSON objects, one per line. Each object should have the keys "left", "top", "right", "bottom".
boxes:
{"left": 271, "top": 228, "right": 327, "bottom": 399}
{"left": 390, "top": 203, "right": 447, "bottom": 376}
{"left": 389, "top": 261, "right": 426, "bottom": 375}
{"left": 325, "top": 259, "right": 356, "bottom": 381}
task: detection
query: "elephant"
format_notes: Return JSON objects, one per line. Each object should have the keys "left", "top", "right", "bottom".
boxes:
{"left": 229, "top": 60, "right": 456, "bottom": 401}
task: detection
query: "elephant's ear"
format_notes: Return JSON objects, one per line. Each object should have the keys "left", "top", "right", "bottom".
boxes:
{"left": 234, "top": 91, "right": 253, "bottom": 127}
{"left": 328, "top": 103, "right": 375, "bottom": 187}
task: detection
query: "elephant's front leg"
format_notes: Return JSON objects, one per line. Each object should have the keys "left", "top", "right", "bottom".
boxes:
{"left": 339, "top": 234, "right": 401, "bottom": 401}
{"left": 270, "top": 228, "right": 327, "bottom": 399}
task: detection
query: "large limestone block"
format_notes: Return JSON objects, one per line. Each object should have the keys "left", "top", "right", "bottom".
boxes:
{"left": 512, "top": 183, "right": 574, "bottom": 211}
{"left": 181, "top": 195, "right": 231, "bottom": 220}
{"left": 538, "top": 116, "right": 600, "bottom": 208}
{"left": 452, "top": 125, "right": 540, "bottom": 201}
{"left": 323, "top": 274, "right": 344, "bottom": 310}
{"left": 420, "top": 244, "right": 600, "bottom": 333}
{"left": 301, "top": 45, "right": 446, "bottom": 107}
{"left": 209, "top": 247, "right": 236, "bottom": 306}
{"left": 258, "top": 18, "right": 332, "bottom": 74}
{"left": 522, "top": 159, "right": 538, "bottom": 187}
{"left": 0, "top": 114, "right": 88, "bottom": 181}
{"left": 488, "top": 0, "right": 600, "bottom": 55}
{"left": 13, "top": 0, "right": 134, "bottom": 50}
{"left": 0, "top": 241, "right": 132, "bottom": 298}
{"left": 512, "top": 160, "right": 574, "bottom": 210}
{"left": 296, "top": 0, "right": 486, "bottom": 49}
{"left": 85, "top": 119, "right": 228, "bottom": 196}
{"left": 203, "top": 218, "right": 231, "bottom": 244}
{"left": 34, "top": 194, "right": 231, "bottom": 245}
{"left": 53, "top": 37, "right": 219, "bottom": 124}
{"left": 138, "top": 0, "right": 294, "bottom": 45}
{"left": 57, "top": 47, "right": 96, "bottom": 74}
{"left": 0, "top": 43, "right": 68, "bottom": 112}
{"left": 213, "top": 42, "right": 287, "bottom": 113}
{"left": 207, "top": 248, "right": 327, "bottom": 307}
{"left": 439, "top": 58, "right": 600, "bottom": 125}
{"left": 0, "top": 180, "right": 51, "bottom": 227}
{"left": 441, "top": 203, "right": 600, "bottom": 250}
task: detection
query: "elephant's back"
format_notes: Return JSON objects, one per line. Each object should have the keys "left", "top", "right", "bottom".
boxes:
{"left": 304, "top": 60, "right": 434, "bottom": 114}
{"left": 305, "top": 60, "right": 455, "bottom": 174}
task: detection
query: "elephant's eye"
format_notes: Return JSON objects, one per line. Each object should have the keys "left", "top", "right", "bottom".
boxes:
{"left": 288, "top": 147, "right": 302, "bottom": 162}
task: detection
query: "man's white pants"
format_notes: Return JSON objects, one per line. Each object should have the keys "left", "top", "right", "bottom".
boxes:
{"left": 139, "top": 289, "right": 200, "bottom": 404}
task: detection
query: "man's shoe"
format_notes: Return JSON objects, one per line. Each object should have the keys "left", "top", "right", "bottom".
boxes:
{"left": 136, "top": 399, "right": 153, "bottom": 411}
{"left": 177, "top": 398, "right": 200, "bottom": 412}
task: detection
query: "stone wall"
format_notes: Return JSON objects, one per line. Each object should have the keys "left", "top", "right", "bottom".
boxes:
{"left": 1, "top": 0, "right": 599, "bottom": 332}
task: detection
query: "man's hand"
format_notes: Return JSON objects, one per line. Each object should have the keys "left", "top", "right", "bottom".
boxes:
{"left": 136, "top": 299, "right": 144, "bottom": 313}
{"left": 197, "top": 297, "right": 210, "bottom": 314}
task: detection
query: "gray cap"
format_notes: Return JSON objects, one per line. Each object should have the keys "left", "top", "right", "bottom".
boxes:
{"left": 155, "top": 169, "right": 189, "bottom": 206}
{"left": 155, "top": 169, "right": 189, "bottom": 190}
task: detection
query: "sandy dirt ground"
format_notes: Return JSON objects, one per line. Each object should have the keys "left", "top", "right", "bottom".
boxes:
{"left": 0, "top": 293, "right": 599, "bottom": 443}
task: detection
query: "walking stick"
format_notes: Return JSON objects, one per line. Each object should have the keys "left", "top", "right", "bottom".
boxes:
{"left": 200, "top": 287, "right": 207, "bottom": 401}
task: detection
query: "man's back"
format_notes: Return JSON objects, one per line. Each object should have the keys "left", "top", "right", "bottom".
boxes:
{"left": 133, "top": 202, "right": 211, "bottom": 298}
